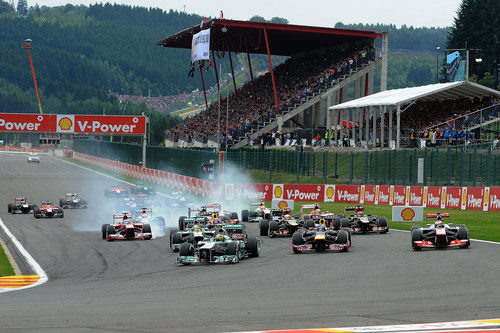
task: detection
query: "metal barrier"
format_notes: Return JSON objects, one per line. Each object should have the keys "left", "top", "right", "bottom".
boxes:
{"left": 73, "top": 139, "right": 499, "bottom": 187}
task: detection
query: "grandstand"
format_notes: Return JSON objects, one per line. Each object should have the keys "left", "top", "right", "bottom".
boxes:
{"left": 157, "top": 19, "right": 388, "bottom": 149}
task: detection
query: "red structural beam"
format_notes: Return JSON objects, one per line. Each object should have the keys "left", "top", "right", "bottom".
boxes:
{"left": 247, "top": 52, "right": 257, "bottom": 102}
{"left": 199, "top": 64, "right": 208, "bottom": 108}
{"left": 263, "top": 28, "right": 280, "bottom": 115}
{"left": 228, "top": 52, "right": 238, "bottom": 99}
{"left": 25, "top": 48, "right": 43, "bottom": 114}
{"left": 213, "top": 19, "right": 383, "bottom": 38}
{"left": 211, "top": 51, "right": 221, "bottom": 104}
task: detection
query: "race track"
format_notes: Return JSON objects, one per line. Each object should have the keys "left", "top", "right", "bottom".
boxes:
{"left": 0, "top": 153, "right": 499, "bottom": 333}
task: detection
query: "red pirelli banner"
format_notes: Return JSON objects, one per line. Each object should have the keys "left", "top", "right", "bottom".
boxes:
{"left": 0, "top": 113, "right": 146, "bottom": 135}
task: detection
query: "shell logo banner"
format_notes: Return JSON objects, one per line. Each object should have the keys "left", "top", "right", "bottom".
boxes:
{"left": 392, "top": 206, "right": 424, "bottom": 222}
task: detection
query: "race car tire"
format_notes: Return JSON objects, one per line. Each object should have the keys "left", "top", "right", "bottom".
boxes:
{"left": 59, "top": 199, "right": 66, "bottom": 208}
{"left": 305, "top": 219, "right": 315, "bottom": 229}
{"left": 377, "top": 217, "right": 388, "bottom": 233}
{"left": 178, "top": 216, "right": 186, "bottom": 231}
{"left": 101, "top": 224, "right": 110, "bottom": 239}
{"left": 230, "top": 212, "right": 238, "bottom": 220}
{"left": 456, "top": 224, "right": 466, "bottom": 229}
{"left": 106, "top": 225, "right": 116, "bottom": 241}
{"left": 241, "top": 210, "right": 249, "bottom": 222}
{"left": 341, "top": 227, "right": 352, "bottom": 245}
{"left": 411, "top": 226, "right": 421, "bottom": 232}
{"left": 59, "top": 210, "right": 64, "bottom": 218}
{"left": 292, "top": 231, "right": 305, "bottom": 246}
{"left": 33, "top": 207, "right": 41, "bottom": 219}
{"left": 268, "top": 221, "right": 279, "bottom": 238}
{"left": 171, "top": 232, "right": 183, "bottom": 251}
{"left": 246, "top": 236, "right": 261, "bottom": 257}
{"left": 226, "top": 242, "right": 239, "bottom": 256}
{"left": 411, "top": 229, "right": 423, "bottom": 251}
{"left": 340, "top": 218, "right": 350, "bottom": 228}
{"left": 333, "top": 216, "right": 341, "bottom": 230}
{"left": 142, "top": 223, "right": 152, "bottom": 234}
{"left": 249, "top": 211, "right": 257, "bottom": 218}
{"left": 259, "top": 219, "right": 269, "bottom": 236}
{"left": 336, "top": 213, "right": 345, "bottom": 219}
{"left": 458, "top": 227, "right": 470, "bottom": 248}
{"left": 292, "top": 214, "right": 300, "bottom": 219}
{"left": 179, "top": 243, "right": 194, "bottom": 257}
{"left": 7, "top": 203, "right": 12, "bottom": 214}
{"left": 336, "top": 230, "right": 349, "bottom": 251}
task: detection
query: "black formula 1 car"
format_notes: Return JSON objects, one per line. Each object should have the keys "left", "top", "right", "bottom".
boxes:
{"left": 341, "top": 206, "right": 388, "bottom": 234}
{"left": 177, "top": 229, "right": 261, "bottom": 265}
{"left": 292, "top": 224, "right": 351, "bottom": 253}
{"left": 104, "top": 185, "right": 128, "bottom": 198}
{"left": 33, "top": 201, "right": 64, "bottom": 218}
{"left": 411, "top": 212, "right": 470, "bottom": 250}
{"left": 101, "top": 213, "right": 152, "bottom": 241}
{"left": 8, "top": 197, "right": 34, "bottom": 214}
{"left": 259, "top": 208, "right": 301, "bottom": 237}
{"left": 59, "top": 193, "right": 88, "bottom": 209}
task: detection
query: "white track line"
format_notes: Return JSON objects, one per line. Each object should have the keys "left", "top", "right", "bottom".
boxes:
{"left": 391, "top": 228, "right": 500, "bottom": 245}
{"left": 0, "top": 218, "right": 48, "bottom": 293}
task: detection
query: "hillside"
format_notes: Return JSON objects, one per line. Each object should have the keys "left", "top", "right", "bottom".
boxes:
{"left": 0, "top": 1, "right": 451, "bottom": 141}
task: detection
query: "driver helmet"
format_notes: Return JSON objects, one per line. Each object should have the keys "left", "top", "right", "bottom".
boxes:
{"left": 259, "top": 202, "right": 264, "bottom": 207}
{"left": 123, "top": 214, "right": 129, "bottom": 221}
{"left": 317, "top": 224, "right": 326, "bottom": 231}
{"left": 142, "top": 209, "right": 147, "bottom": 215}
{"left": 355, "top": 206, "right": 364, "bottom": 214}
{"left": 215, "top": 233, "right": 225, "bottom": 241}
{"left": 283, "top": 208, "right": 291, "bottom": 215}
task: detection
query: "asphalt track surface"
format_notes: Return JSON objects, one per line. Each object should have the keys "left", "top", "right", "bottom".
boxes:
{"left": 0, "top": 153, "right": 499, "bottom": 333}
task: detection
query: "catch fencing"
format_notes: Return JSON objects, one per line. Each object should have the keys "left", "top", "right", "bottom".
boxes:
{"left": 71, "top": 151, "right": 500, "bottom": 211}
{"left": 73, "top": 139, "right": 499, "bottom": 187}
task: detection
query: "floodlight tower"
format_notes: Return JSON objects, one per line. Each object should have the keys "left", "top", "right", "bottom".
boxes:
{"left": 22, "top": 38, "right": 43, "bottom": 114}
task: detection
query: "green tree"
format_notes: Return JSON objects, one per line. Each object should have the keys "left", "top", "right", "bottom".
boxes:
{"left": 447, "top": 0, "right": 500, "bottom": 86}
{"left": 249, "top": 15, "right": 266, "bottom": 22}
{"left": 270, "top": 17, "right": 288, "bottom": 24}
{"left": 16, "top": 0, "right": 27, "bottom": 16}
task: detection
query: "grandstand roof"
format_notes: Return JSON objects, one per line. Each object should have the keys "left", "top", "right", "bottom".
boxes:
{"left": 157, "top": 19, "right": 383, "bottom": 56}
{"left": 329, "top": 81, "right": 500, "bottom": 109}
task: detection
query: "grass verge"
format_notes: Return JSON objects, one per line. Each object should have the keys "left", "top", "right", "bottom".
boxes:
{"left": 265, "top": 201, "right": 500, "bottom": 243}
{"left": 0, "top": 242, "right": 16, "bottom": 277}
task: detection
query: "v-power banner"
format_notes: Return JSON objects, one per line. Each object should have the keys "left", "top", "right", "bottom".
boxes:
{"left": 0, "top": 113, "right": 146, "bottom": 135}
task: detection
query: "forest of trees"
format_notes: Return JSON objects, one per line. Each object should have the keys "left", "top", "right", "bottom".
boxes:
{"left": 2, "top": 1, "right": 492, "bottom": 143}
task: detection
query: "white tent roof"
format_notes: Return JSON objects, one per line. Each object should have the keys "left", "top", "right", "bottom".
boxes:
{"left": 329, "top": 81, "right": 500, "bottom": 110}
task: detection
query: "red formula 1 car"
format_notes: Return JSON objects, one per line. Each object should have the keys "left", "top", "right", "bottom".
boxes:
{"left": 101, "top": 213, "right": 152, "bottom": 241}
{"left": 104, "top": 185, "right": 128, "bottom": 198}
{"left": 33, "top": 201, "right": 64, "bottom": 218}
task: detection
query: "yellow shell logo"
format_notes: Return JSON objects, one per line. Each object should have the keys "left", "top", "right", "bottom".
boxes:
{"left": 401, "top": 208, "right": 415, "bottom": 221}
{"left": 58, "top": 117, "right": 73, "bottom": 130}
{"left": 441, "top": 188, "right": 447, "bottom": 203}
{"left": 423, "top": 187, "right": 428, "bottom": 204}
{"left": 390, "top": 187, "right": 394, "bottom": 201}
{"left": 375, "top": 186, "right": 379, "bottom": 200}
{"left": 326, "top": 186, "right": 334, "bottom": 199}
{"left": 484, "top": 188, "right": 489, "bottom": 207}
{"left": 360, "top": 187, "right": 365, "bottom": 200}
{"left": 274, "top": 186, "right": 282, "bottom": 198}
{"left": 278, "top": 200, "right": 288, "bottom": 209}
{"left": 462, "top": 188, "right": 467, "bottom": 205}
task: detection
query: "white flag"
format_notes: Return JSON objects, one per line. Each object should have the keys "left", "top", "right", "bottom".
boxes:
{"left": 191, "top": 29, "right": 210, "bottom": 63}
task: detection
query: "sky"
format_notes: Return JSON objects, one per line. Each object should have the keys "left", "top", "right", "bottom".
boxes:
{"left": 20, "top": 0, "right": 461, "bottom": 28}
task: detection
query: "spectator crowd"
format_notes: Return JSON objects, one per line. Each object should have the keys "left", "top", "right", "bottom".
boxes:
{"left": 165, "top": 44, "right": 376, "bottom": 145}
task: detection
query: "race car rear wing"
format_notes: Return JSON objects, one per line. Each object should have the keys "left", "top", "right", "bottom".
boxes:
{"left": 14, "top": 197, "right": 27, "bottom": 201}
{"left": 113, "top": 213, "right": 131, "bottom": 222}
{"left": 136, "top": 208, "right": 152, "bottom": 215}
{"left": 344, "top": 206, "right": 364, "bottom": 214}
{"left": 301, "top": 204, "right": 319, "bottom": 214}
{"left": 426, "top": 212, "right": 450, "bottom": 219}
